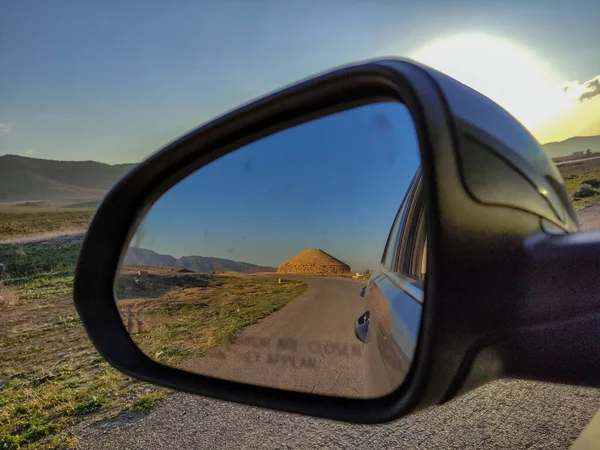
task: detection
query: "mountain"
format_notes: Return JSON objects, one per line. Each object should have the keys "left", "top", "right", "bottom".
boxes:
{"left": 5, "top": 136, "right": 598, "bottom": 207}
{"left": 542, "top": 135, "right": 600, "bottom": 159}
{"left": 0, "top": 154, "right": 136, "bottom": 205}
{"left": 123, "top": 247, "right": 276, "bottom": 273}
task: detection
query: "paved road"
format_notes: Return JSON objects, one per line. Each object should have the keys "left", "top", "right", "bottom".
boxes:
{"left": 178, "top": 275, "right": 367, "bottom": 398}
{"left": 76, "top": 379, "right": 600, "bottom": 449}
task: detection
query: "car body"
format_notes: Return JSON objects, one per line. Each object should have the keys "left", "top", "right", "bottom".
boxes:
{"left": 357, "top": 167, "right": 427, "bottom": 398}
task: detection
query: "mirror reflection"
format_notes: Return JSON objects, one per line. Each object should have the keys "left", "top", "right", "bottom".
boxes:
{"left": 117, "top": 102, "right": 424, "bottom": 398}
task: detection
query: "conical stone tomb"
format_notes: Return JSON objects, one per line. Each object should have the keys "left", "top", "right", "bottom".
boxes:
{"left": 277, "top": 249, "right": 351, "bottom": 275}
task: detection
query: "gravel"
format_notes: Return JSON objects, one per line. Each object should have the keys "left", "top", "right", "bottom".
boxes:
{"left": 76, "top": 379, "right": 600, "bottom": 449}
{"left": 577, "top": 203, "right": 600, "bottom": 231}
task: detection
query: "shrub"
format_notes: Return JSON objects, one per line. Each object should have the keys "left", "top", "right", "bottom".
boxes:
{"left": 0, "top": 239, "right": 82, "bottom": 283}
{"left": 582, "top": 178, "right": 600, "bottom": 188}
{"left": 573, "top": 187, "right": 600, "bottom": 199}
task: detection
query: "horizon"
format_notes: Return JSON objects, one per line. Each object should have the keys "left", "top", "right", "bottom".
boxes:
{"left": 1, "top": 1, "right": 599, "bottom": 164}
{"left": 3, "top": 131, "right": 599, "bottom": 165}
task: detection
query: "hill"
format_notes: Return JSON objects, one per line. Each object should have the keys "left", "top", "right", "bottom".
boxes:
{"left": 542, "top": 135, "right": 600, "bottom": 159}
{"left": 123, "top": 247, "right": 276, "bottom": 273}
{"left": 0, "top": 154, "right": 136, "bottom": 205}
{"left": 3, "top": 140, "right": 599, "bottom": 206}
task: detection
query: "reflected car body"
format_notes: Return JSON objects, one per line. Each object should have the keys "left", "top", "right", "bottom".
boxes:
{"left": 358, "top": 168, "right": 426, "bottom": 398}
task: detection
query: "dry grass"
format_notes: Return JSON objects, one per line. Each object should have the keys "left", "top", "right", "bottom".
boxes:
{"left": 116, "top": 270, "right": 308, "bottom": 366}
{"left": 0, "top": 207, "right": 94, "bottom": 241}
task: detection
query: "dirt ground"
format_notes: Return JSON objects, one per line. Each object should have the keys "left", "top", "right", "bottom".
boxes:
{"left": 0, "top": 208, "right": 93, "bottom": 241}
{"left": 577, "top": 203, "right": 600, "bottom": 231}
{"left": 558, "top": 157, "right": 600, "bottom": 178}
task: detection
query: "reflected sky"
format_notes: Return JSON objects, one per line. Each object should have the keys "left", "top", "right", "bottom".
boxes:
{"left": 134, "top": 102, "right": 421, "bottom": 271}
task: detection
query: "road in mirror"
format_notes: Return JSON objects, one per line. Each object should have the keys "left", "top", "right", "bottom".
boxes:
{"left": 116, "top": 102, "right": 423, "bottom": 398}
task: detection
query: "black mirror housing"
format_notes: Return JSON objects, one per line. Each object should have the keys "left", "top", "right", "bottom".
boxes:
{"left": 73, "top": 58, "right": 600, "bottom": 424}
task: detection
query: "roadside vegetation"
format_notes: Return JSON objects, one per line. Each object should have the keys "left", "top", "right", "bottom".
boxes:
{"left": 557, "top": 159, "right": 600, "bottom": 210}
{"left": 562, "top": 172, "right": 600, "bottom": 210}
{"left": 0, "top": 238, "right": 171, "bottom": 449}
{"left": 0, "top": 239, "right": 305, "bottom": 449}
{"left": 116, "top": 270, "right": 307, "bottom": 366}
{"left": 0, "top": 207, "right": 94, "bottom": 241}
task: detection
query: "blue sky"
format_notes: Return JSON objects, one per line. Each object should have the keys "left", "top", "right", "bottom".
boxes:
{"left": 1, "top": 0, "right": 599, "bottom": 163}
{"left": 133, "top": 102, "right": 420, "bottom": 271}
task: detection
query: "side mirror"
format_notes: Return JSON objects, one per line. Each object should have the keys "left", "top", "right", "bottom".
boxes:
{"left": 73, "top": 58, "right": 600, "bottom": 424}
{"left": 355, "top": 311, "right": 370, "bottom": 344}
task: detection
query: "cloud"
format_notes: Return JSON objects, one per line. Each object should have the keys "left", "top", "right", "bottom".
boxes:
{"left": 580, "top": 77, "right": 600, "bottom": 101}
{"left": 23, "top": 148, "right": 36, "bottom": 155}
{"left": 0, "top": 123, "right": 10, "bottom": 133}
{"left": 564, "top": 75, "right": 600, "bottom": 102}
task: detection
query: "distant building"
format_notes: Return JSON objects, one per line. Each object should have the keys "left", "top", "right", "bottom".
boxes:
{"left": 573, "top": 151, "right": 585, "bottom": 157}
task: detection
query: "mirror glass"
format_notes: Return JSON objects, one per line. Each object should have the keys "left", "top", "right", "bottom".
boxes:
{"left": 117, "top": 101, "right": 424, "bottom": 398}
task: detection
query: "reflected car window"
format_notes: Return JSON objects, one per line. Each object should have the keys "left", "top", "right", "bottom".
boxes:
{"left": 410, "top": 207, "right": 427, "bottom": 283}
{"left": 420, "top": 237, "right": 427, "bottom": 281}
{"left": 382, "top": 201, "right": 407, "bottom": 270}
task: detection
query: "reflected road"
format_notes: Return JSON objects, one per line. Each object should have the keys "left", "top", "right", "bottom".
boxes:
{"left": 179, "top": 275, "right": 367, "bottom": 398}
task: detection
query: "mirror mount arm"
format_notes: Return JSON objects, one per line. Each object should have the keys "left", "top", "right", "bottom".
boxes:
{"left": 523, "top": 230, "right": 600, "bottom": 322}
{"left": 452, "top": 231, "right": 600, "bottom": 396}
{"left": 496, "top": 231, "right": 600, "bottom": 386}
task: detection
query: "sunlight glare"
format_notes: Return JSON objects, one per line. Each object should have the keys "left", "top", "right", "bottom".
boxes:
{"left": 413, "top": 34, "right": 573, "bottom": 134}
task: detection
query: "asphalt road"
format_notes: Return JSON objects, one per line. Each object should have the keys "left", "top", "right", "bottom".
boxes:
{"left": 178, "top": 275, "right": 367, "bottom": 398}
{"left": 74, "top": 274, "right": 600, "bottom": 449}
{"left": 76, "top": 378, "right": 600, "bottom": 449}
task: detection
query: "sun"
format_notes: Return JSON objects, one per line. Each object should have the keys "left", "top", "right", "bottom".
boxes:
{"left": 413, "top": 33, "right": 573, "bottom": 136}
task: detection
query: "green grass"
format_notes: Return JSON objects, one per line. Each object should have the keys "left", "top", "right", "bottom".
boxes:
{"left": 16, "top": 277, "right": 75, "bottom": 302}
{"left": 572, "top": 195, "right": 600, "bottom": 210}
{"left": 0, "top": 208, "right": 94, "bottom": 241}
{"left": 131, "top": 392, "right": 169, "bottom": 413}
{"left": 0, "top": 239, "right": 82, "bottom": 282}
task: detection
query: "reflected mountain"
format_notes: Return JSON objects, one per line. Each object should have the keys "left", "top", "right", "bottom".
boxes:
{"left": 124, "top": 247, "right": 276, "bottom": 273}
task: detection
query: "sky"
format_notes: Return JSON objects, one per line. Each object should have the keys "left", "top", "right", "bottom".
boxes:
{"left": 132, "top": 103, "right": 421, "bottom": 271}
{"left": 1, "top": 0, "right": 599, "bottom": 164}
